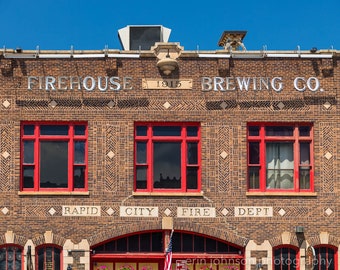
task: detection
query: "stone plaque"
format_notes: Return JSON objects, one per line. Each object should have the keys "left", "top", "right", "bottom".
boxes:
{"left": 142, "top": 79, "right": 193, "bottom": 90}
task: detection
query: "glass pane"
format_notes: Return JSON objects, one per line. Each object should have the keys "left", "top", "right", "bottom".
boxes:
{"left": 74, "top": 166, "right": 85, "bottom": 188}
{"left": 248, "top": 167, "right": 260, "bottom": 189}
{"left": 74, "top": 125, "right": 86, "bottom": 135}
{"left": 266, "top": 143, "right": 294, "bottom": 189}
{"left": 136, "top": 166, "right": 147, "bottom": 189}
{"left": 153, "top": 126, "right": 181, "bottom": 136}
{"left": 117, "top": 238, "right": 127, "bottom": 252}
{"left": 299, "top": 126, "right": 311, "bottom": 136}
{"left": 136, "top": 142, "right": 147, "bottom": 163}
{"left": 140, "top": 233, "right": 150, "bottom": 252}
{"left": 187, "top": 126, "right": 198, "bottom": 137}
{"left": 187, "top": 142, "right": 198, "bottom": 164}
{"left": 151, "top": 232, "right": 163, "bottom": 252}
{"left": 38, "top": 248, "right": 44, "bottom": 270}
{"left": 265, "top": 126, "right": 293, "bottom": 136}
{"left": 0, "top": 248, "right": 5, "bottom": 269}
{"left": 186, "top": 167, "right": 198, "bottom": 189}
{"left": 136, "top": 126, "right": 147, "bottom": 136}
{"left": 206, "top": 238, "right": 216, "bottom": 252}
{"left": 24, "top": 141, "right": 34, "bottom": 164}
{"left": 194, "top": 235, "right": 204, "bottom": 252}
{"left": 128, "top": 235, "right": 139, "bottom": 252}
{"left": 40, "top": 125, "right": 68, "bottom": 135}
{"left": 54, "top": 248, "right": 61, "bottom": 270}
{"left": 40, "top": 141, "right": 68, "bottom": 188}
{"left": 153, "top": 142, "right": 181, "bottom": 189}
{"left": 23, "top": 125, "right": 34, "bottom": 135}
{"left": 182, "top": 234, "right": 193, "bottom": 252}
{"left": 23, "top": 166, "right": 34, "bottom": 188}
{"left": 249, "top": 142, "right": 259, "bottom": 164}
{"left": 300, "top": 143, "right": 310, "bottom": 165}
{"left": 248, "top": 126, "right": 259, "bottom": 136}
{"left": 74, "top": 141, "right": 85, "bottom": 164}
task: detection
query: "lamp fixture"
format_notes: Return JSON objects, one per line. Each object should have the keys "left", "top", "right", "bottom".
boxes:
{"left": 152, "top": 42, "right": 182, "bottom": 76}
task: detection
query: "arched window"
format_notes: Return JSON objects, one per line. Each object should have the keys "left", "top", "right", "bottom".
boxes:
{"left": 273, "top": 246, "right": 299, "bottom": 270}
{"left": 0, "top": 245, "right": 23, "bottom": 270}
{"left": 37, "top": 245, "right": 61, "bottom": 270}
{"left": 313, "top": 245, "right": 337, "bottom": 270}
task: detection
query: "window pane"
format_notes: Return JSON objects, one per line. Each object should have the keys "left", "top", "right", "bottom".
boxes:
{"left": 140, "top": 233, "right": 150, "bottom": 252}
{"left": 74, "top": 141, "right": 85, "bottom": 164}
{"left": 40, "top": 141, "right": 68, "bottom": 188}
{"left": 206, "top": 238, "right": 217, "bottom": 252}
{"left": 248, "top": 167, "right": 260, "bottom": 189}
{"left": 23, "top": 141, "right": 34, "bottom": 164}
{"left": 74, "top": 125, "right": 86, "bottom": 135}
{"left": 23, "top": 166, "right": 34, "bottom": 188}
{"left": 136, "top": 142, "right": 147, "bottom": 163}
{"left": 128, "top": 235, "right": 139, "bottom": 252}
{"left": 299, "top": 126, "right": 311, "bottom": 136}
{"left": 38, "top": 248, "right": 44, "bottom": 270}
{"left": 53, "top": 247, "right": 61, "bottom": 270}
{"left": 151, "top": 232, "right": 163, "bottom": 252}
{"left": 300, "top": 142, "right": 310, "bottom": 165}
{"left": 182, "top": 234, "right": 193, "bottom": 252}
{"left": 74, "top": 166, "right": 85, "bottom": 188}
{"left": 266, "top": 143, "right": 294, "bottom": 189}
{"left": 153, "top": 142, "right": 181, "bottom": 189}
{"left": 248, "top": 126, "right": 259, "bottom": 136}
{"left": 136, "top": 126, "right": 147, "bottom": 136}
{"left": 265, "top": 126, "right": 293, "bottom": 136}
{"left": 187, "top": 126, "right": 198, "bottom": 137}
{"left": 153, "top": 126, "right": 181, "bottom": 136}
{"left": 136, "top": 167, "right": 147, "bottom": 189}
{"left": 24, "top": 125, "right": 34, "bottom": 135}
{"left": 249, "top": 142, "right": 259, "bottom": 164}
{"left": 186, "top": 167, "right": 198, "bottom": 189}
{"left": 117, "top": 238, "right": 127, "bottom": 252}
{"left": 187, "top": 142, "right": 198, "bottom": 164}
{"left": 194, "top": 235, "right": 204, "bottom": 252}
{"left": 40, "top": 125, "right": 68, "bottom": 135}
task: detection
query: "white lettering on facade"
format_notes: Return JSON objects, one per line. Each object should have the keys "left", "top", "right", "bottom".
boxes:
{"left": 201, "top": 77, "right": 284, "bottom": 92}
{"left": 177, "top": 207, "right": 216, "bottom": 218}
{"left": 62, "top": 206, "right": 101, "bottom": 216}
{"left": 234, "top": 207, "right": 273, "bottom": 217}
{"left": 27, "top": 76, "right": 134, "bottom": 91}
{"left": 119, "top": 206, "right": 158, "bottom": 217}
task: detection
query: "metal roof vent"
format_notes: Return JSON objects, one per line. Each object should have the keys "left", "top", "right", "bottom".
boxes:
{"left": 218, "top": 31, "right": 247, "bottom": 51}
{"left": 118, "top": 25, "right": 171, "bottom": 51}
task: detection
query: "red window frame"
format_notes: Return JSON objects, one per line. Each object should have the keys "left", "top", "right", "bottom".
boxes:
{"left": 0, "top": 245, "right": 23, "bottom": 270}
{"left": 313, "top": 245, "right": 338, "bottom": 270}
{"left": 36, "top": 245, "right": 62, "bottom": 270}
{"left": 273, "top": 245, "right": 300, "bottom": 270}
{"left": 134, "top": 122, "right": 201, "bottom": 193}
{"left": 20, "top": 121, "right": 88, "bottom": 192}
{"left": 247, "top": 123, "right": 314, "bottom": 192}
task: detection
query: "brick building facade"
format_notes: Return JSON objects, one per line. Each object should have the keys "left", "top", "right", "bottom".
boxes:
{"left": 0, "top": 28, "right": 339, "bottom": 270}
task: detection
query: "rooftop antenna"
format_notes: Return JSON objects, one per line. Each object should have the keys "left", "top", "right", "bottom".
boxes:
{"left": 104, "top": 45, "right": 108, "bottom": 56}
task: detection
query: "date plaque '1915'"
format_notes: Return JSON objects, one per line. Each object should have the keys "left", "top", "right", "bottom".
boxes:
{"left": 142, "top": 79, "right": 192, "bottom": 90}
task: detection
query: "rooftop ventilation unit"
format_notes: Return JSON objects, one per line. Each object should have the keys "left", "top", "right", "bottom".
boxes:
{"left": 118, "top": 25, "right": 171, "bottom": 51}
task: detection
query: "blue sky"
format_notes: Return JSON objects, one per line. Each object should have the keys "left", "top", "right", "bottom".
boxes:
{"left": 1, "top": 0, "right": 339, "bottom": 51}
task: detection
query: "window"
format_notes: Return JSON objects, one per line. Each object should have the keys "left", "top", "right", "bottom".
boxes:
{"left": 0, "top": 245, "right": 22, "bottom": 270}
{"left": 134, "top": 122, "right": 200, "bottom": 192}
{"left": 37, "top": 246, "right": 61, "bottom": 270}
{"left": 21, "top": 122, "right": 88, "bottom": 192}
{"left": 273, "top": 246, "right": 299, "bottom": 270}
{"left": 247, "top": 123, "right": 313, "bottom": 192}
{"left": 313, "top": 245, "right": 337, "bottom": 270}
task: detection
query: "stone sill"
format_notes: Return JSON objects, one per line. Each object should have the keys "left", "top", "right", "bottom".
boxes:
{"left": 18, "top": 191, "right": 90, "bottom": 196}
{"left": 132, "top": 192, "right": 204, "bottom": 197}
{"left": 246, "top": 192, "right": 317, "bottom": 197}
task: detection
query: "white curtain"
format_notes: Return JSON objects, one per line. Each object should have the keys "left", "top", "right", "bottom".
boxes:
{"left": 266, "top": 143, "right": 294, "bottom": 189}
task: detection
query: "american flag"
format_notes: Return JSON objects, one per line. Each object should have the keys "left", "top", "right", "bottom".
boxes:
{"left": 164, "top": 230, "right": 174, "bottom": 270}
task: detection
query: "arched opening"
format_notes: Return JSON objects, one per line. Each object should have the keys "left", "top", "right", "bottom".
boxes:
{"left": 91, "top": 230, "right": 244, "bottom": 270}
